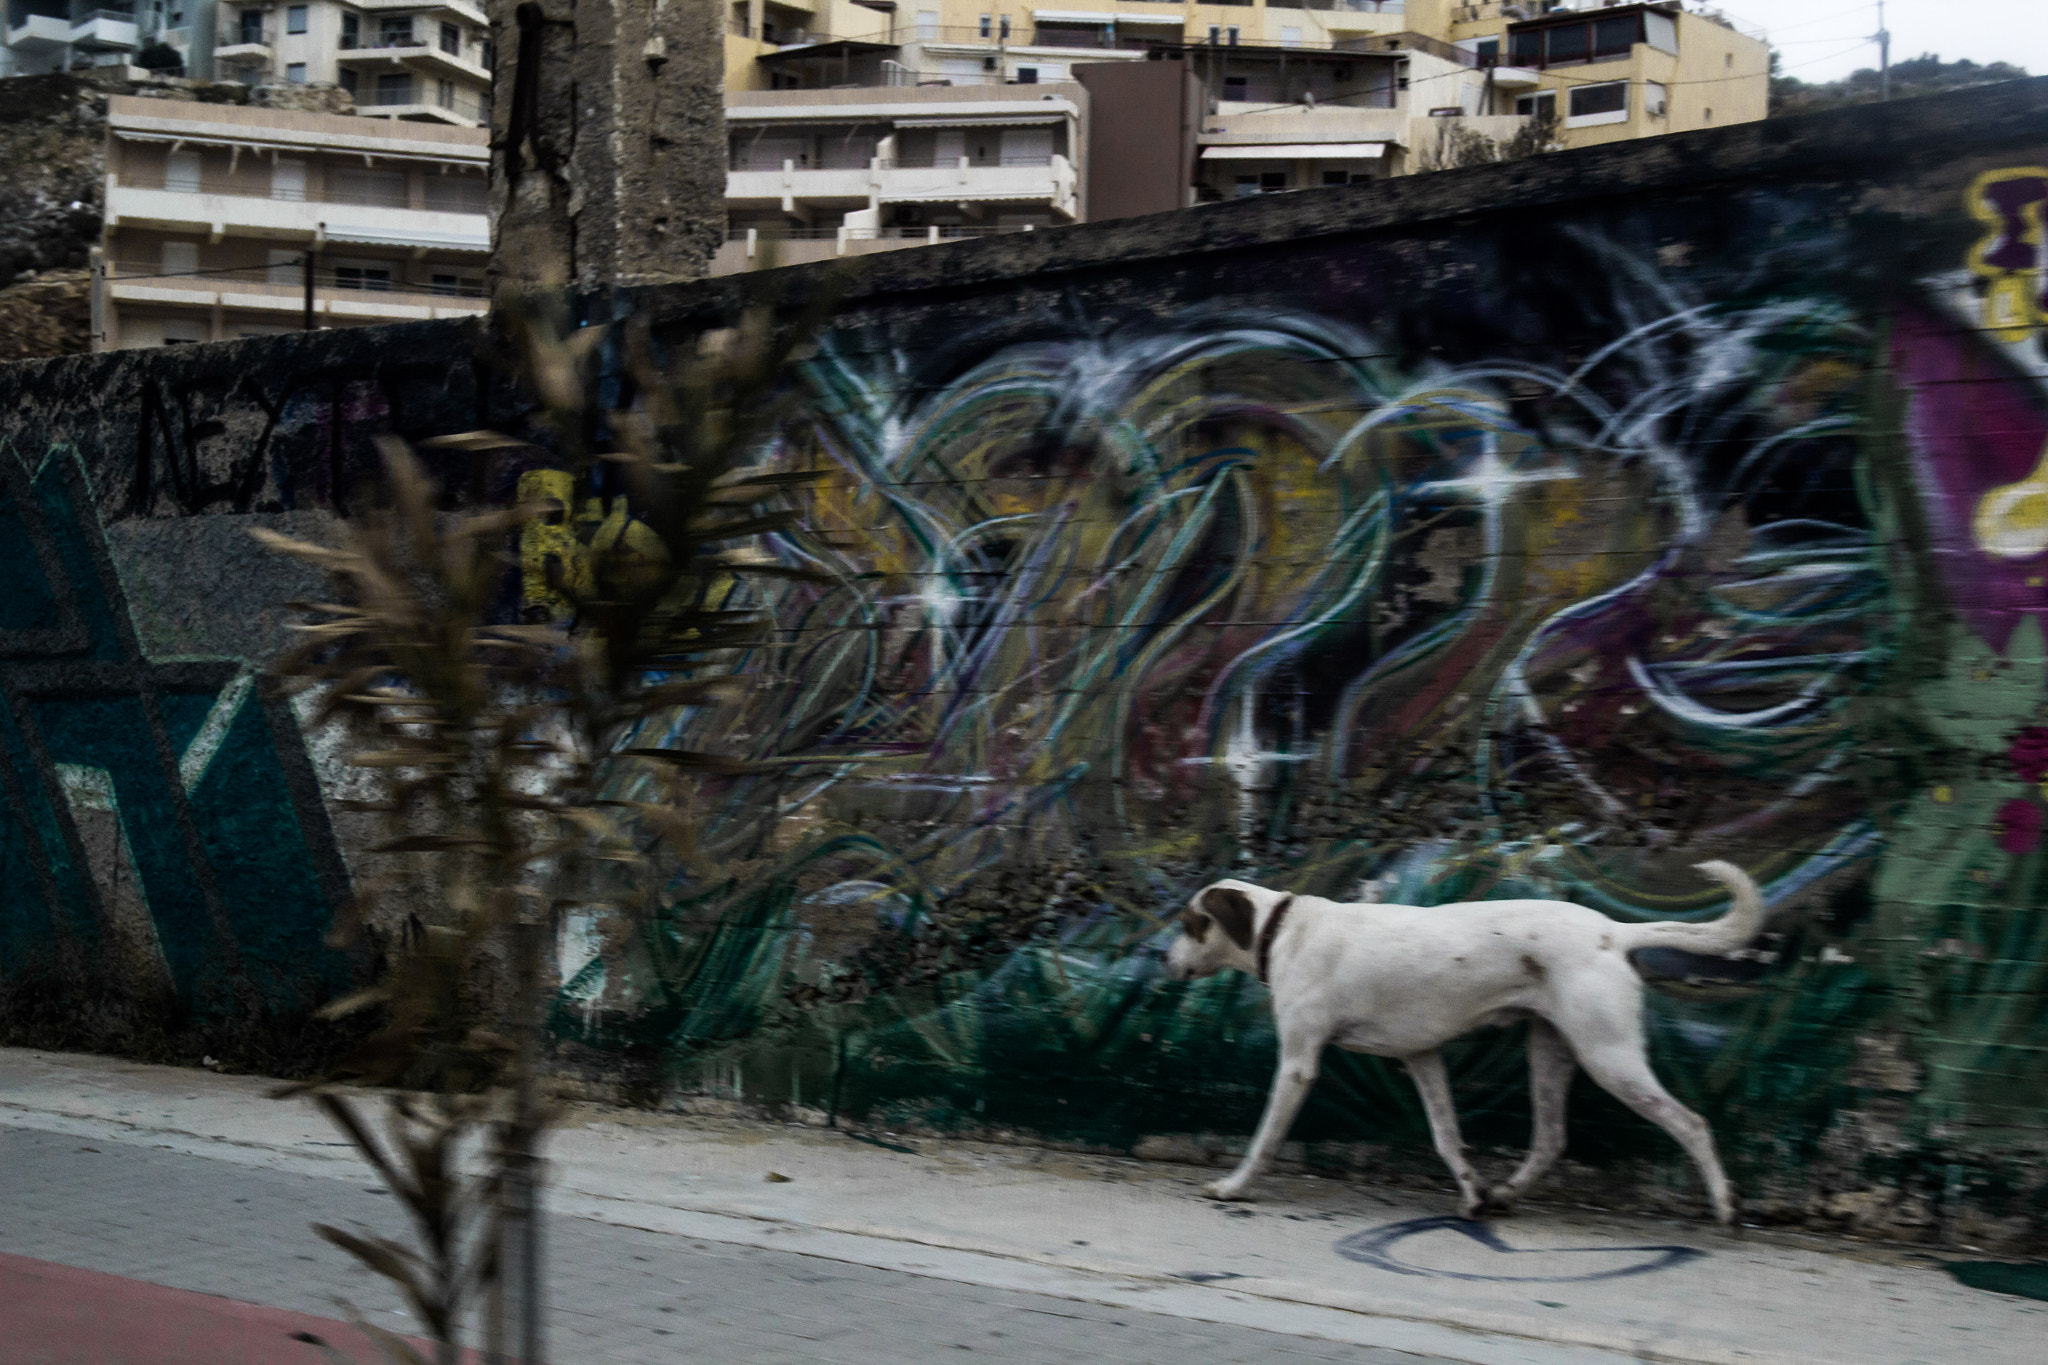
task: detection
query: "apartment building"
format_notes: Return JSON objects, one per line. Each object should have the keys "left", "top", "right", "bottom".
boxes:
{"left": 93, "top": 93, "right": 488, "bottom": 347}
{"left": 1414, "top": 0, "right": 1767, "bottom": 147}
{"left": 719, "top": 78, "right": 1085, "bottom": 272}
{"left": 2, "top": 0, "right": 158, "bottom": 75}
{"left": 3, "top": 0, "right": 492, "bottom": 127}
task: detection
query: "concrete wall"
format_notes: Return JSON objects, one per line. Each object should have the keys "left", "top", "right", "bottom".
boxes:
{"left": 7, "top": 78, "right": 2048, "bottom": 1249}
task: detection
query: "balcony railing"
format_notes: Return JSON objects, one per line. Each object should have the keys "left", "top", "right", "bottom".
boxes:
{"left": 115, "top": 169, "right": 488, "bottom": 213}
{"left": 358, "top": 86, "right": 491, "bottom": 121}
{"left": 726, "top": 224, "right": 1038, "bottom": 242}
{"left": 108, "top": 260, "right": 487, "bottom": 296}
{"left": 341, "top": 34, "right": 427, "bottom": 50}
{"left": 218, "top": 25, "right": 272, "bottom": 47}
{"left": 729, "top": 153, "right": 1057, "bottom": 170}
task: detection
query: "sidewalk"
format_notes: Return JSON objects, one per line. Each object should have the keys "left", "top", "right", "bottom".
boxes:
{"left": 0, "top": 1046, "right": 2040, "bottom": 1365}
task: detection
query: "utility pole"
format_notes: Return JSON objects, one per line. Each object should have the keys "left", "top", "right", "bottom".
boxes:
{"left": 301, "top": 250, "right": 315, "bottom": 331}
{"left": 1877, "top": 0, "right": 1891, "bottom": 101}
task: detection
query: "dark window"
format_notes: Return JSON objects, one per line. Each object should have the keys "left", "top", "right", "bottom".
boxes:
{"left": 339, "top": 68, "right": 358, "bottom": 93}
{"left": 1545, "top": 24, "right": 1588, "bottom": 64}
{"left": 379, "top": 15, "right": 411, "bottom": 45}
{"left": 440, "top": 22, "right": 459, "bottom": 54}
{"left": 978, "top": 14, "right": 990, "bottom": 36}
{"left": 237, "top": 8, "right": 261, "bottom": 43}
{"left": 285, "top": 61, "right": 306, "bottom": 82}
{"left": 334, "top": 265, "right": 394, "bottom": 291}
{"left": 1322, "top": 170, "right": 1349, "bottom": 186}
{"left": 340, "top": 12, "right": 357, "bottom": 47}
{"left": 1015, "top": 66, "right": 1037, "bottom": 83}
{"left": 1474, "top": 37, "right": 1499, "bottom": 65}
{"left": 998, "top": 15, "right": 1009, "bottom": 37}
{"left": 1259, "top": 170, "right": 1287, "bottom": 192}
{"left": 1593, "top": 16, "right": 1639, "bottom": 58}
{"left": 375, "top": 71, "right": 412, "bottom": 103}
{"left": 285, "top": 5, "right": 305, "bottom": 34}
{"left": 1515, "top": 90, "right": 1556, "bottom": 119}
{"left": 1511, "top": 29, "right": 1540, "bottom": 66}
{"left": 1568, "top": 81, "right": 1626, "bottom": 117}
{"left": 430, "top": 273, "right": 483, "bottom": 297}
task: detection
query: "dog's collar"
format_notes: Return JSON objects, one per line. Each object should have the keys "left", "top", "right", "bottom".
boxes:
{"left": 1255, "top": 895, "right": 1296, "bottom": 985}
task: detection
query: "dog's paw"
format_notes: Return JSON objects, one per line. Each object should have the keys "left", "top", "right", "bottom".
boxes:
{"left": 1202, "top": 1178, "right": 1253, "bottom": 1202}
{"left": 1455, "top": 1185, "right": 1496, "bottom": 1220}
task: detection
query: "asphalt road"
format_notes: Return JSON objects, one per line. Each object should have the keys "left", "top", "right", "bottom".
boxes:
{"left": 0, "top": 1124, "right": 1466, "bottom": 1365}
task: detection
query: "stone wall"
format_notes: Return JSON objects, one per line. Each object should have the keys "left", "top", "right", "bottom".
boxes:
{"left": 6, "top": 78, "right": 2048, "bottom": 1249}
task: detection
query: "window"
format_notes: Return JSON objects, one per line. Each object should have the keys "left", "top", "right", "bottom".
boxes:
{"left": 1644, "top": 81, "right": 1668, "bottom": 117}
{"left": 978, "top": 14, "right": 990, "bottom": 36}
{"left": 1566, "top": 79, "right": 1628, "bottom": 126}
{"left": 1014, "top": 65, "right": 1037, "bottom": 83}
{"left": 160, "top": 240, "right": 198, "bottom": 276}
{"left": 237, "top": 8, "right": 261, "bottom": 43}
{"left": 436, "top": 78, "right": 454, "bottom": 108}
{"left": 164, "top": 149, "right": 201, "bottom": 193}
{"left": 999, "top": 15, "right": 1009, "bottom": 38}
{"left": 979, "top": 55, "right": 996, "bottom": 71}
{"left": 1207, "top": 24, "right": 1220, "bottom": 42}
{"left": 379, "top": 15, "right": 412, "bottom": 45}
{"left": 1510, "top": 29, "right": 1539, "bottom": 66}
{"left": 1233, "top": 174, "right": 1259, "bottom": 199}
{"left": 271, "top": 158, "right": 307, "bottom": 199}
{"left": 1515, "top": 90, "right": 1556, "bottom": 120}
{"left": 286, "top": 62, "right": 306, "bottom": 83}
{"left": 482, "top": 40, "right": 494, "bottom": 70}
{"left": 335, "top": 166, "right": 408, "bottom": 204}
{"left": 1545, "top": 24, "right": 1586, "bottom": 64}
{"left": 161, "top": 318, "right": 206, "bottom": 345}
{"left": 1227, "top": 26, "right": 1238, "bottom": 45}
{"left": 1474, "top": 37, "right": 1499, "bottom": 65}
{"left": 1279, "top": 26, "right": 1300, "bottom": 46}
{"left": 424, "top": 175, "right": 487, "bottom": 212}
{"left": 440, "top": 22, "right": 459, "bottom": 54}
{"left": 1592, "top": 16, "right": 1636, "bottom": 58}
{"left": 375, "top": 71, "right": 413, "bottom": 104}
{"left": 340, "top": 13, "right": 357, "bottom": 48}
{"left": 339, "top": 68, "right": 358, "bottom": 94}
{"left": 1000, "top": 127, "right": 1052, "bottom": 164}
{"left": 285, "top": 4, "right": 305, "bottom": 34}
{"left": 1223, "top": 75, "right": 1248, "bottom": 99}
{"left": 429, "top": 273, "right": 484, "bottom": 297}
{"left": 915, "top": 9, "right": 937, "bottom": 39}
{"left": 333, "top": 264, "right": 394, "bottom": 292}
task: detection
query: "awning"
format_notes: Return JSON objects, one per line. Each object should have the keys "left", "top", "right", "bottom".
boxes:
{"left": 1201, "top": 142, "right": 1387, "bottom": 160}
{"left": 896, "top": 112, "right": 1069, "bottom": 128}
{"left": 1030, "top": 9, "right": 1115, "bottom": 20}
{"left": 1115, "top": 12, "right": 1184, "bottom": 23}
{"left": 324, "top": 226, "right": 489, "bottom": 251}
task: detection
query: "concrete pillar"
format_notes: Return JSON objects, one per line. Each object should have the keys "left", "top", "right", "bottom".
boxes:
{"left": 490, "top": 0, "right": 726, "bottom": 293}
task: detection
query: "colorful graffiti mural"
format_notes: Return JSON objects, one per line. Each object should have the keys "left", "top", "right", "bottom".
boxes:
{"left": 530, "top": 174, "right": 2048, "bottom": 1237}
{"left": 0, "top": 441, "right": 350, "bottom": 1027}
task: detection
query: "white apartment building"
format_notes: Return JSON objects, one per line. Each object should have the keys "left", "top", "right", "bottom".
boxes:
{"left": 3, "top": 1, "right": 491, "bottom": 129}
{"left": 94, "top": 93, "right": 489, "bottom": 347}
{"left": 719, "top": 78, "right": 1085, "bottom": 274}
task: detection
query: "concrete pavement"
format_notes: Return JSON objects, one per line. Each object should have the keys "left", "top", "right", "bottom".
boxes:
{"left": 0, "top": 1047, "right": 2040, "bottom": 1365}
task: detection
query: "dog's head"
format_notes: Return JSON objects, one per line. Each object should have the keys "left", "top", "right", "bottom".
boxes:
{"left": 1163, "top": 879, "right": 1270, "bottom": 981}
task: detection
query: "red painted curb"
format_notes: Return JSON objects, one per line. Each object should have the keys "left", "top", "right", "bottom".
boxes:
{"left": 0, "top": 1252, "right": 463, "bottom": 1365}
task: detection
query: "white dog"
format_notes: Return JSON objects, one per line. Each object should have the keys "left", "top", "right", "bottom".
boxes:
{"left": 1162, "top": 861, "right": 1765, "bottom": 1226}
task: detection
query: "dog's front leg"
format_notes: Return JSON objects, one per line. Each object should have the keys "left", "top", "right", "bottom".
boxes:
{"left": 1204, "top": 1042, "right": 1318, "bottom": 1202}
{"left": 1405, "top": 1049, "right": 1491, "bottom": 1219}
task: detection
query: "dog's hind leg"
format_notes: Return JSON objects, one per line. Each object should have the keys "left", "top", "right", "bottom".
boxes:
{"left": 1496, "top": 1018, "right": 1575, "bottom": 1210}
{"left": 1204, "top": 1039, "right": 1319, "bottom": 1202}
{"left": 1404, "top": 1049, "right": 1491, "bottom": 1219}
{"left": 1557, "top": 1020, "right": 1736, "bottom": 1227}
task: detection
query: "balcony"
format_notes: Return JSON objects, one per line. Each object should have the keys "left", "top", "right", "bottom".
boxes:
{"left": 214, "top": 27, "right": 273, "bottom": 62}
{"left": 105, "top": 170, "right": 489, "bottom": 255}
{"left": 351, "top": 0, "right": 489, "bottom": 26}
{"left": 726, "top": 153, "right": 1078, "bottom": 219}
{"left": 337, "top": 36, "right": 491, "bottom": 84}
{"left": 5, "top": 13, "right": 71, "bottom": 49}
{"left": 104, "top": 259, "right": 488, "bottom": 323}
{"left": 358, "top": 86, "right": 491, "bottom": 126}
{"left": 69, "top": 9, "right": 138, "bottom": 48}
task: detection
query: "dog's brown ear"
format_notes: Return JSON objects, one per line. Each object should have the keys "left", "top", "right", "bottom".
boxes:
{"left": 1201, "top": 887, "right": 1257, "bottom": 951}
{"left": 1179, "top": 909, "right": 1211, "bottom": 942}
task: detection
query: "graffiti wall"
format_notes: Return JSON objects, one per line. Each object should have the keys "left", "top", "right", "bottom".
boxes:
{"left": 5, "top": 80, "right": 2048, "bottom": 1245}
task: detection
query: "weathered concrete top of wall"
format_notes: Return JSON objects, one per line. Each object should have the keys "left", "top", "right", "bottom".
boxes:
{"left": 726, "top": 81, "right": 1086, "bottom": 111}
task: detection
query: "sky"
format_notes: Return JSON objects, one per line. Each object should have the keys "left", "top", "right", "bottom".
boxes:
{"left": 1704, "top": 0, "right": 2048, "bottom": 83}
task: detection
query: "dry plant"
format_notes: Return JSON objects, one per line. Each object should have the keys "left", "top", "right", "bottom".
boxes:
{"left": 257, "top": 284, "right": 836, "bottom": 1363}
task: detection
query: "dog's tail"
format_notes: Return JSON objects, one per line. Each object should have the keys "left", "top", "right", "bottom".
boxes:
{"left": 1613, "top": 861, "right": 1768, "bottom": 956}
